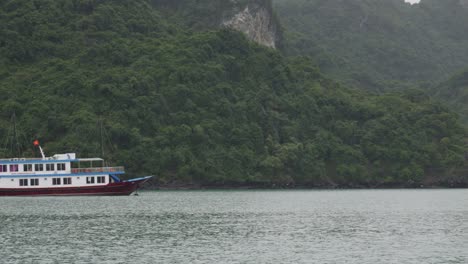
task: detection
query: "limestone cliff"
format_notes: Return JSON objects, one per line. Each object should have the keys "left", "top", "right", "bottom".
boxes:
{"left": 222, "top": 0, "right": 280, "bottom": 48}
{"left": 151, "top": 0, "right": 281, "bottom": 48}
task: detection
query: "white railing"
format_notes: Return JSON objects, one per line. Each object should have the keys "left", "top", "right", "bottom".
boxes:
{"left": 0, "top": 157, "right": 45, "bottom": 162}
{"left": 71, "top": 167, "right": 124, "bottom": 173}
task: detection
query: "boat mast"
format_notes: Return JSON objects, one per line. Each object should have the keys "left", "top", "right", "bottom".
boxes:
{"left": 96, "top": 117, "right": 115, "bottom": 167}
{"left": 34, "top": 140, "right": 46, "bottom": 159}
{"left": 11, "top": 113, "right": 21, "bottom": 157}
{"left": 100, "top": 116, "right": 105, "bottom": 160}
{"left": 38, "top": 145, "right": 46, "bottom": 160}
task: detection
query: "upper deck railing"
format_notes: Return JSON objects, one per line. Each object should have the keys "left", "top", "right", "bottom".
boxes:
{"left": 71, "top": 167, "right": 124, "bottom": 174}
{"left": 0, "top": 157, "right": 45, "bottom": 162}
{"left": 0, "top": 155, "right": 101, "bottom": 163}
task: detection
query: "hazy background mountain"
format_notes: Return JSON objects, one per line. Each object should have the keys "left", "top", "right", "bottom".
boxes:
{"left": 274, "top": 0, "right": 468, "bottom": 90}
{"left": 0, "top": 0, "right": 466, "bottom": 187}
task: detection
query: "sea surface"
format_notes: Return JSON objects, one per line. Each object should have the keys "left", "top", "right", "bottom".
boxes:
{"left": 1, "top": 190, "right": 467, "bottom": 263}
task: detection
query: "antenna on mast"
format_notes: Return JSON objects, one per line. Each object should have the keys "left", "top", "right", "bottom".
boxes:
{"left": 12, "top": 113, "right": 21, "bottom": 156}
{"left": 34, "top": 140, "right": 46, "bottom": 159}
{"left": 95, "top": 116, "right": 115, "bottom": 167}
{"left": 100, "top": 116, "right": 105, "bottom": 159}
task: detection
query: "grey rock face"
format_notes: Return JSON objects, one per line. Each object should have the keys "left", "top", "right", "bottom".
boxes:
{"left": 460, "top": 0, "right": 468, "bottom": 8}
{"left": 151, "top": 0, "right": 281, "bottom": 48}
{"left": 222, "top": 0, "right": 280, "bottom": 48}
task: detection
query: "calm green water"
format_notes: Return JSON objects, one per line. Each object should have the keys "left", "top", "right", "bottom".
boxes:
{"left": 1, "top": 190, "right": 467, "bottom": 263}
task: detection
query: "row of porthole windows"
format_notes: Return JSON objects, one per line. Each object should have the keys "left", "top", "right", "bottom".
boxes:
{"left": 19, "top": 178, "right": 72, "bottom": 186}
{"left": 52, "top": 177, "right": 72, "bottom": 185}
{"left": 0, "top": 163, "right": 67, "bottom": 173}
{"left": 17, "top": 176, "right": 105, "bottom": 186}
{"left": 19, "top": 179, "right": 39, "bottom": 186}
{"left": 87, "top": 176, "right": 106, "bottom": 184}
{"left": 15, "top": 176, "right": 106, "bottom": 186}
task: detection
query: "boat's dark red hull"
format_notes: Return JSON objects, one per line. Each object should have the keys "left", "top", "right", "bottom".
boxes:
{"left": 0, "top": 178, "right": 150, "bottom": 196}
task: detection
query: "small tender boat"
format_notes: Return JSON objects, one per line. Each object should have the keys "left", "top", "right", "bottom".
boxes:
{"left": 0, "top": 141, "right": 152, "bottom": 196}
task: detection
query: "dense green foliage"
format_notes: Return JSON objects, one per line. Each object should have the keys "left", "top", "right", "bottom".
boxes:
{"left": 274, "top": 0, "right": 468, "bottom": 92}
{"left": 0, "top": 0, "right": 466, "bottom": 187}
{"left": 433, "top": 69, "right": 468, "bottom": 124}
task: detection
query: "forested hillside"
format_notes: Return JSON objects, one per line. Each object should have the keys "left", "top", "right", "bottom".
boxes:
{"left": 274, "top": 0, "right": 468, "bottom": 92}
{"left": 0, "top": 0, "right": 466, "bottom": 187}
{"left": 434, "top": 70, "right": 468, "bottom": 124}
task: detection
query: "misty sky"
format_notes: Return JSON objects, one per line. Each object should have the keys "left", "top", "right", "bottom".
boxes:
{"left": 405, "top": 0, "right": 421, "bottom": 3}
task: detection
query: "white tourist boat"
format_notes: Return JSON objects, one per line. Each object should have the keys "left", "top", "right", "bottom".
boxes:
{"left": 0, "top": 141, "right": 151, "bottom": 196}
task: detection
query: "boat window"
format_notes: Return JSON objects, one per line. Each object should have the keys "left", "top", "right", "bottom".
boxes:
{"left": 97, "top": 176, "right": 106, "bottom": 183}
{"left": 64, "top": 178, "right": 72, "bottom": 185}
{"left": 9, "top": 164, "right": 18, "bottom": 172}
{"left": 52, "top": 178, "right": 61, "bottom": 185}
{"left": 19, "top": 179, "right": 28, "bottom": 186}
{"left": 30, "top": 178, "right": 39, "bottom": 186}
{"left": 23, "top": 164, "right": 33, "bottom": 172}
{"left": 86, "top": 177, "right": 95, "bottom": 184}
{"left": 46, "top": 164, "right": 55, "bottom": 171}
{"left": 57, "top": 163, "right": 66, "bottom": 171}
{"left": 0, "top": 165, "right": 7, "bottom": 172}
{"left": 35, "top": 164, "right": 44, "bottom": 171}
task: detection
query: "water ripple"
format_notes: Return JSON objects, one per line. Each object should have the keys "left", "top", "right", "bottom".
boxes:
{"left": 1, "top": 190, "right": 467, "bottom": 263}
